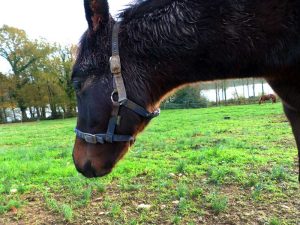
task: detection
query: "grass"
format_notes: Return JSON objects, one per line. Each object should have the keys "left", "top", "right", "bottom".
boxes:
{"left": 0, "top": 103, "right": 299, "bottom": 224}
{"left": 208, "top": 192, "right": 228, "bottom": 214}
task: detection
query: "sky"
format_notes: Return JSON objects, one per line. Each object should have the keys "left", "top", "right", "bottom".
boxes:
{"left": 0, "top": 0, "right": 133, "bottom": 73}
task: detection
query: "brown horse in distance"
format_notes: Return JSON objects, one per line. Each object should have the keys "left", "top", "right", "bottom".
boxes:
{"left": 259, "top": 94, "right": 277, "bottom": 104}
{"left": 71, "top": 0, "right": 300, "bottom": 181}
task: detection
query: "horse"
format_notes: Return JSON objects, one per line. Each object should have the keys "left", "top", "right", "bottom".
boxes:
{"left": 259, "top": 94, "right": 277, "bottom": 104}
{"left": 72, "top": 0, "right": 300, "bottom": 181}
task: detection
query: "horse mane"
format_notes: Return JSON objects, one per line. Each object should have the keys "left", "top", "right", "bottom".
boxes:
{"left": 118, "top": 0, "right": 206, "bottom": 65}
{"left": 119, "top": 0, "right": 175, "bottom": 21}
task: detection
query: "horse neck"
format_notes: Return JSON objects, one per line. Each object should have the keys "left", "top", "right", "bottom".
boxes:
{"left": 119, "top": 2, "right": 210, "bottom": 108}
{"left": 118, "top": 0, "right": 298, "bottom": 109}
{"left": 120, "top": 57, "right": 184, "bottom": 110}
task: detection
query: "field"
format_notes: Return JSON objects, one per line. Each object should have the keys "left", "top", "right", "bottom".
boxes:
{"left": 0, "top": 103, "right": 299, "bottom": 225}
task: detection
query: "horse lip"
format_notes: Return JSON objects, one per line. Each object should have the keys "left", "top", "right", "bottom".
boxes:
{"left": 95, "top": 168, "right": 112, "bottom": 177}
{"left": 76, "top": 167, "right": 111, "bottom": 178}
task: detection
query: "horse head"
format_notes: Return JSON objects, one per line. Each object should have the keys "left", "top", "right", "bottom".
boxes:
{"left": 72, "top": 0, "right": 161, "bottom": 178}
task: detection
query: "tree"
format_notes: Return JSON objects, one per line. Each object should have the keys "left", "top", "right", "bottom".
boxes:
{"left": 24, "top": 43, "right": 66, "bottom": 119}
{"left": 0, "top": 73, "right": 16, "bottom": 123}
{"left": 54, "top": 44, "right": 77, "bottom": 117}
{"left": 171, "top": 85, "right": 208, "bottom": 108}
{"left": 0, "top": 73, "right": 7, "bottom": 123}
{"left": 0, "top": 25, "right": 52, "bottom": 120}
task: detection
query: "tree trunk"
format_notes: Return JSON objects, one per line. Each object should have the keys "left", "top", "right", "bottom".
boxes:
{"left": 217, "top": 86, "right": 221, "bottom": 105}
{"left": 3, "top": 108, "right": 8, "bottom": 123}
{"left": 246, "top": 79, "right": 250, "bottom": 98}
{"left": 0, "top": 108, "right": 5, "bottom": 123}
{"left": 29, "top": 107, "right": 34, "bottom": 119}
{"left": 41, "top": 107, "right": 46, "bottom": 119}
{"left": 215, "top": 83, "right": 219, "bottom": 106}
{"left": 35, "top": 107, "right": 41, "bottom": 119}
{"left": 233, "top": 82, "right": 240, "bottom": 104}
{"left": 261, "top": 80, "right": 265, "bottom": 95}
{"left": 12, "top": 108, "right": 17, "bottom": 122}
{"left": 50, "top": 104, "right": 59, "bottom": 119}
{"left": 223, "top": 83, "right": 227, "bottom": 104}
{"left": 20, "top": 106, "right": 28, "bottom": 121}
{"left": 221, "top": 83, "right": 224, "bottom": 103}
{"left": 252, "top": 78, "right": 256, "bottom": 97}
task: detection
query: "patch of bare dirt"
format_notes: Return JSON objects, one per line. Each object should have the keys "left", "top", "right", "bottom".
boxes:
{"left": 1, "top": 182, "right": 299, "bottom": 225}
{"left": 270, "top": 115, "right": 289, "bottom": 124}
{"left": 275, "top": 137, "right": 297, "bottom": 148}
{"left": 0, "top": 194, "right": 67, "bottom": 225}
{"left": 197, "top": 185, "right": 300, "bottom": 225}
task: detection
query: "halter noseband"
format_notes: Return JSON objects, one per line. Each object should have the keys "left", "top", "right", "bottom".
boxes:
{"left": 75, "top": 22, "right": 160, "bottom": 144}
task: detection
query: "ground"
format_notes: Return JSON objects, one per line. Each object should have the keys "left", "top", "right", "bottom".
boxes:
{"left": 0, "top": 103, "right": 299, "bottom": 224}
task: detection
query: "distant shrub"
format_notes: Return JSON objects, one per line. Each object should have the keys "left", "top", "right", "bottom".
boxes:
{"left": 162, "top": 86, "right": 209, "bottom": 109}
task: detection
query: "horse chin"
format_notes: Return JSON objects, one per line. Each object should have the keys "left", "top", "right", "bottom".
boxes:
{"left": 72, "top": 138, "right": 130, "bottom": 178}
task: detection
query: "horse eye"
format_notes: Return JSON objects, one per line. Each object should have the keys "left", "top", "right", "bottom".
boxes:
{"left": 73, "top": 80, "right": 82, "bottom": 92}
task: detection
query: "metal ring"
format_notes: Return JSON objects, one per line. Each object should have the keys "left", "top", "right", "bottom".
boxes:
{"left": 111, "top": 90, "right": 119, "bottom": 104}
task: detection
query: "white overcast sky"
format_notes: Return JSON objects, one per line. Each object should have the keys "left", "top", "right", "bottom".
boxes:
{"left": 0, "top": 0, "right": 133, "bottom": 73}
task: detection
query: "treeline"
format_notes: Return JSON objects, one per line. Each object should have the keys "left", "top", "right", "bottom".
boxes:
{"left": 208, "top": 79, "right": 267, "bottom": 106}
{"left": 0, "top": 25, "right": 76, "bottom": 123}
{"left": 162, "top": 78, "right": 270, "bottom": 109}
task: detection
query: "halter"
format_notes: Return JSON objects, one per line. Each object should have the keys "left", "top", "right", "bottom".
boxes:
{"left": 75, "top": 22, "right": 160, "bottom": 144}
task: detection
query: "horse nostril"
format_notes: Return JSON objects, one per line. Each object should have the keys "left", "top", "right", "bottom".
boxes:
{"left": 82, "top": 160, "right": 97, "bottom": 178}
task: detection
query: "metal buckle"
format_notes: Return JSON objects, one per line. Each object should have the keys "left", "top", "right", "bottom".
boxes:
{"left": 110, "top": 55, "right": 121, "bottom": 74}
{"left": 84, "top": 133, "right": 97, "bottom": 144}
{"left": 153, "top": 108, "right": 161, "bottom": 117}
{"left": 147, "top": 108, "right": 160, "bottom": 118}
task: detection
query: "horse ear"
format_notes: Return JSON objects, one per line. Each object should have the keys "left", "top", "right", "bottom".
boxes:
{"left": 84, "top": 0, "right": 109, "bottom": 31}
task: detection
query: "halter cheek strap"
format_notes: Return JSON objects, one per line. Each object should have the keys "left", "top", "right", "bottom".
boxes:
{"left": 75, "top": 21, "right": 160, "bottom": 144}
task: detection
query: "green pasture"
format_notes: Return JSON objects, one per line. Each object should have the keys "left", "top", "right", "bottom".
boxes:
{"left": 0, "top": 103, "right": 299, "bottom": 224}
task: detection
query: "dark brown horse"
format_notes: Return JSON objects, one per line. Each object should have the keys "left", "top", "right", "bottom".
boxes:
{"left": 72, "top": 0, "right": 300, "bottom": 181}
{"left": 259, "top": 94, "right": 277, "bottom": 104}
